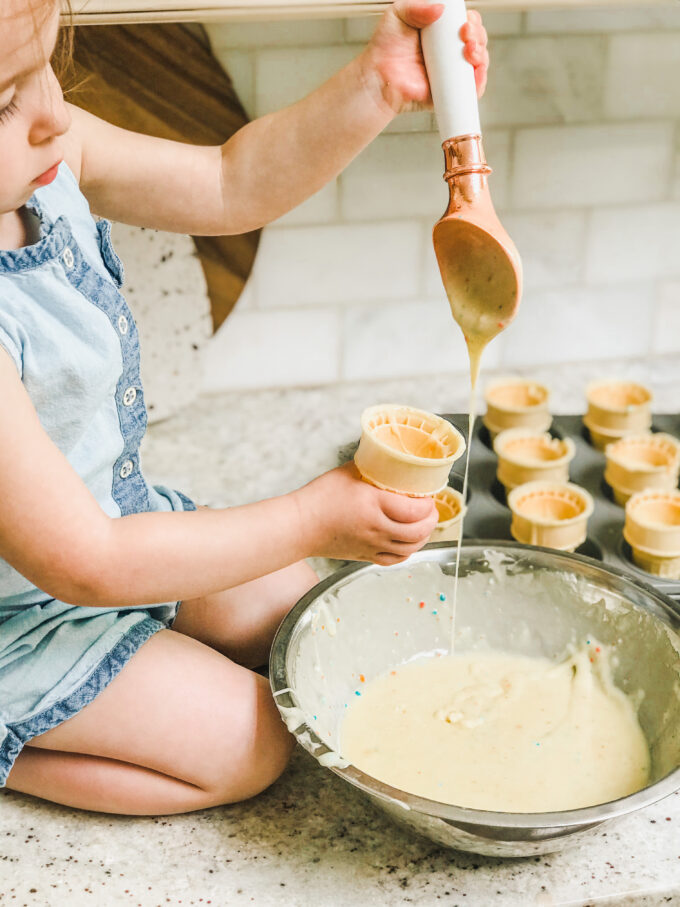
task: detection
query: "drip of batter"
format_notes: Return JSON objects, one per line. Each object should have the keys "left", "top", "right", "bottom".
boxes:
{"left": 448, "top": 334, "right": 487, "bottom": 652}
{"left": 440, "top": 182, "right": 521, "bottom": 653}
{"left": 341, "top": 643, "right": 650, "bottom": 813}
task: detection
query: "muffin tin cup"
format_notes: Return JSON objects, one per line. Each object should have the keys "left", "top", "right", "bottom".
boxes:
{"left": 584, "top": 380, "right": 652, "bottom": 450}
{"left": 604, "top": 433, "right": 680, "bottom": 506}
{"left": 624, "top": 490, "right": 680, "bottom": 579}
{"left": 483, "top": 377, "right": 552, "bottom": 441}
{"left": 493, "top": 428, "right": 575, "bottom": 492}
{"left": 354, "top": 405, "right": 466, "bottom": 497}
{"left": 629, "top": 549, "right": 680, "bottom": 580}
{"left": 429, "top": 486, "right": 466, "bottom": 543}
{"left": 507, "top": 481, "right": 594, "bottom": 552}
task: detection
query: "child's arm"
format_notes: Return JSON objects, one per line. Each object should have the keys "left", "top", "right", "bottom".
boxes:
{"left": 65, "top": 5, "right": 488, "bottom": 236}
{"left": 0, "top": 350, "right": 437, "bottom": 607}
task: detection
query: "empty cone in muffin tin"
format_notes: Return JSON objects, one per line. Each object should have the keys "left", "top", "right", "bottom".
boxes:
{"left": 584, "top": 380, "right": 653, "bottom": 451}
{"left": 624, "top": 490, "right": 680, "bottom": 579}
{"left": 605, "top": 433, "right": 680, "bottom": 506}
{"left": 494, "top": 428, "right": 575, "bottom": 491}
{"left": 483, "top": 377, "right": 552, "bottom": 441}
{"left": 424, "top": 412, "right": 680, "bottom": 601}
{"left": 429, "top": 486, "right": 466, "bottom": 543}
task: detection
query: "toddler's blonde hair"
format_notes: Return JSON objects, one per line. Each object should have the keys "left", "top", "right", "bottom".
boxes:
{"left": 3, "top": 0, "right": 75, "bottom": 86}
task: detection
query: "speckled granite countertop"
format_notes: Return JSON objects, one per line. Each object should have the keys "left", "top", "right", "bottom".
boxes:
{"left": 1, "top": 356, "right": 679, "bottom": 907}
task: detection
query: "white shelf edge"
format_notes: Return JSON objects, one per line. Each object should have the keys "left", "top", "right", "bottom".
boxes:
{"left": 68, "top": 0, "right": 677, "bottom": 25}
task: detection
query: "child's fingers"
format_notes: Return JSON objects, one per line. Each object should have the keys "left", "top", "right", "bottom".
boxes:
{"left": 374, "top": 552, "right": 409, "bottom": 566}
{"left": 462, "top": 37, "right": 489, "bottom": 96}
{"left": 392, "top": 0, "right": 444, "bottom": 30}
{"left": 379, "top": 491, "right": 436, "bottom": 524}
{"left": 464, "top": 39, "right": 489, "bottom": 67}
{"left": 474, "top": 57, "right": 488, "bottom": 96}
{"left": 460, "top": 20, "right": 488, "bottom": 48}
{"left": 383, "top": 540, "right": 427, "bottom": 559}
{"left": 385, "top": 511, "right": 438, "bottom": 545}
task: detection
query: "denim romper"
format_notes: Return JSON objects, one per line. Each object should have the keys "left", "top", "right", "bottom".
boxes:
{"left": 0, "top": 163, "right": 196, "bottom": 786}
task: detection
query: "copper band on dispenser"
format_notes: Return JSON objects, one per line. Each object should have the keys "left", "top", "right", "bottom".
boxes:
{"left": 442, "top": 134, "right": 493, "bottom": 180}
{"left": 441, "top": 134, "right": 493, "bottom": 212}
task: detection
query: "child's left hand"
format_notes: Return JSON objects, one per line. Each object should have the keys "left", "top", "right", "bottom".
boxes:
{"left": 360, "top": 1, "right": 489, "bottom": 116}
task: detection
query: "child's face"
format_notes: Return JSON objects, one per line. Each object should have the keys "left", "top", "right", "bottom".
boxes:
{"left": 0, "top": 0, "right": 70, "bottom": 215}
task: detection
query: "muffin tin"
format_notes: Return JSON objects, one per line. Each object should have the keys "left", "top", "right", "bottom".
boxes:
{"left": 441, "top": 412, "right": 680, "bottom": 601}
{"left": 341, "top": 411, "right": 680, "bottom": 598}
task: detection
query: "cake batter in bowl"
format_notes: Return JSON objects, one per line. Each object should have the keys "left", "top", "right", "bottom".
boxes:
{"left": 270, "top": 543, "right": 680, "bottom": 856}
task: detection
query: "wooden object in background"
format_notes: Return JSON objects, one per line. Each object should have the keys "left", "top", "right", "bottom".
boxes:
{"left": 71, "top": 22, "right": 260, "bottom": 333}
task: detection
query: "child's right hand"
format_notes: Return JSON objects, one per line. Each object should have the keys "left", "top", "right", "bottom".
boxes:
{"left": 296, "top": 463, "right": 438, "bottom": 565}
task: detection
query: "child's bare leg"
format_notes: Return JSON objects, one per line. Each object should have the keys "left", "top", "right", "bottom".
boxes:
{"left": 5, "top": 630, "right": 293, "bottom": 815}
{"left": 172, "top": 560, "right": 319, "bottom": 668}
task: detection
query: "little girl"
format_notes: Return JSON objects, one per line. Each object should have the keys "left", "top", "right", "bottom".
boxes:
{"left": 0, "top": 0, "right": 489, "bottom": 815}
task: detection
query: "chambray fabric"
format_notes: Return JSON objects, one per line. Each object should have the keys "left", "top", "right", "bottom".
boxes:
{"left": 0, "top": 163, "right": 196, "bottom": 785}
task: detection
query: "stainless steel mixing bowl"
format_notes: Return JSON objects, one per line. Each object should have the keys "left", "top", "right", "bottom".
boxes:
{"left": 270, "top": 542, "right": 680, "bottom": 857}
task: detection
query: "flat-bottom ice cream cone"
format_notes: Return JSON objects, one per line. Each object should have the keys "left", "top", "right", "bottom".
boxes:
{"left": 354, "top": 405, "right": 466, "bottom": 497}
{"left": 493, "top": 428, "right": 575, "bottom": 492}
{"left": 507, "top": 481, "right": 594, "bottom": 552}
{"left": 624, "top": 490, "right": 680, "bottom": 579}
{"left": 584, "top": 380, "right": 652, "bottom": 450}
{"left": 483, "top": 378, "right": 551, "bottom": 441}
{"left": 429, "top": 486, "right": 466, "bottom": 543}
{"left": 605, "top": 433, "right": 680, "bottom": 506}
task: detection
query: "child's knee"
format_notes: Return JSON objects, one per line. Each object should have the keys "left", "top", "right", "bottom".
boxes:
{"left": 244, "top": 678, "right": 295, "bottom": 795}
{"left": 205, "top": 674, "right": 294, "bottom": 806}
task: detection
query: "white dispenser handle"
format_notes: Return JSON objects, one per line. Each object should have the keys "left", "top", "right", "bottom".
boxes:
{"left": 421, "top": 0, "right": 480, "bottom": 141}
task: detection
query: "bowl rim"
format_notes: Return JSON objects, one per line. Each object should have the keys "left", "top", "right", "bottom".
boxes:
{"left": 270, "top": 540, "right": 680, "bottom": 830}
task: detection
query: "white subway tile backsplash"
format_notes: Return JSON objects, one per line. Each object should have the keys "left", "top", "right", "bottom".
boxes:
{"left": 479, "top": 36, "right": 605, "bottom": 128}
{"left": 653, "top": 281, "right": 680, "bottom": 354}
{"left": 424, "top": 234, "right": 444, "bottom": 299}
{"left": 527, "top": 6, "right": 680, "bottom": 33}
{"left": 202, "top": 308, "right": 341, "bottom": 390}
{"left": 586, "top": 203, "right": 680, "bottom": 284}
{"left": 177, "top": 20, "right": 680, "bottom": 395}
{"left": 501, "top": 284, "right": 654, "bottom": 368}
{"left": 340, "top": 130, "right": 511, "bottom": 224}
{"left": 344, "top": 14, "right": 379, "bottom": 43}
{"left": 605, "top": 33, "right": 680, "bottom": 120}
{"left": 254, "top": 45, "right": 358, "bottom": 117}
{"left": 341, "top": 298, "right": 500, "bottom": 382}
{"left": 481, "top": 130, "right": 512, "bottom": 212}
{"left": 255, "top": 221, "right": 422, "bottom": 307}
{"left": 500, "top": 210, "right": 587, "bottom": 290}
{"left": 340, "top": 133, "right": 444, "bottom": 221}
{"left": 207, "top": 18, "right": 345, "bottom": 49}
{"left": 512, "top": 122, "right": 674, "bottom": 209}
{"left": 384, "top": 111, "right": 434, "bottom": 135}
{"left": 476, "top": 12, "right": 524, "bottom": 36}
